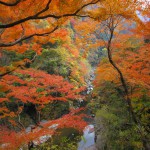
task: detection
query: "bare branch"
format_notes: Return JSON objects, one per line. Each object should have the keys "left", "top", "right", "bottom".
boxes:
{"left": 31, "top": 52, "right": 37, "bottom": 62}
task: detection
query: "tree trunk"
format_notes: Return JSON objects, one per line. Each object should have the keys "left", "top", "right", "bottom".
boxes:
{"left": 106, "top": 28, "right": 150, "bottom": 150}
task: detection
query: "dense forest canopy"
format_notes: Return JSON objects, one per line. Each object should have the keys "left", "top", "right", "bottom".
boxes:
{"left": 0, "top": 0, "right": 150, "bottom": 150}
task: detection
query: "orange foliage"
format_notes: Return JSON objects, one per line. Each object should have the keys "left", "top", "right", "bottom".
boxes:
{"left": 0, "top": 68, "right": 84, "bottom": 119}
{"left": 0, "top": 108, "right": 87, "bottom": 150}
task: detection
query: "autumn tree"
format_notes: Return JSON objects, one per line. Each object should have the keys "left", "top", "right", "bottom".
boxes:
{"left": 0, "top": 0, "right": 100, "bottom": 47}
{"left": 0, "top": 67, "right": 88, "bottom": 149}
{"left": 0, "top": 108, "right": 87, "bottom": 150}
{"left": 0, "top": 68, "right": 85, "bottom": 125}
{"left": 0, "top": 0, "right": 101, "bottom": 78}
{"left": 86, "top": 0, "right": 150, "bottom": 149}
{"left": 0, "top": 0, "right": 149, "bottom": 149}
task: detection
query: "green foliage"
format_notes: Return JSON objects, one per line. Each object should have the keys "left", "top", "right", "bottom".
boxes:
{"left": 31, "top": 48, "right": 70, "bottom": 77}
{"left": 93, "top": 81, "right": 145, "bottom": 150}
{"left": 36, "top": 88, "right": 45, "bottom": 93}
{"left": 41, "top": 101, "right": 69, "bottom": 120}
{"left": 131, "top": 89, "right": 150, "bottom": 133}
{"left": 125, "top": 37, "right": 142, "bottom": 52}
{"left": 32, "top": 128, "right": 81, "bottom": 150}
{"left": 0, "top": 50, "right": 36, "bottom": 66}
{"left": 87, "top": 47, "right": 106, "bottom": 67}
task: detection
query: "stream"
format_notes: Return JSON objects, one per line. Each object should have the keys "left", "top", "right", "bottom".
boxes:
{"left": 24, "top": 69, "right": 97, "bottom": 149}
{"left": 77, "top": 68, "right": 97, "bottom": 150}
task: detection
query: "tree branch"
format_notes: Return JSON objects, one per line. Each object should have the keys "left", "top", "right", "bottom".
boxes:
{"left": 0, "top": 65, "right": 22, "bottom": 77}
{"left": 107, "top": 24, "right": 138, "bottom": 124}
{"left": 0, "top": 0, "right": 21, "bottom": 6}
{"left": 0, "top": 0, "right": 100, "bottom": 29}
{"left": 37, "top": 0, "right": 101, "bottom": 19}
{"left": 0, "top": 25, "right": 58, "bottom": 47}
{"left": 0, "top": 0, "right": 52, "bottom": 28}
{"left": 105, "top": 16, "right": 150, "bottom": 150}
{"left": 31, "top": 52, "right": 37, "bottom": 62}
